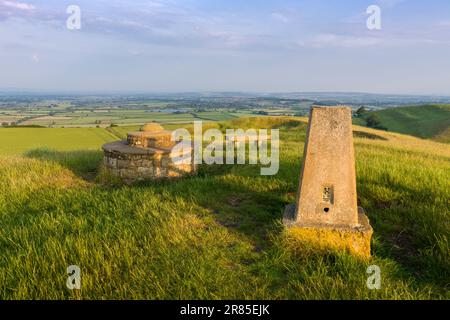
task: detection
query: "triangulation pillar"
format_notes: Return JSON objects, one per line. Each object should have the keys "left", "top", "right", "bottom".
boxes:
{"left": 284, "top": 106, "right": 372, "bottom": 259}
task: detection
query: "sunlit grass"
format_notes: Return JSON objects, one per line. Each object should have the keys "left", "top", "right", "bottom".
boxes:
{"left": 0, "top": 117, "right": 448, "bottom": 299}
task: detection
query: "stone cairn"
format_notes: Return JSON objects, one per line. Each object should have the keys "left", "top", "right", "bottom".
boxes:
{"left": 102, "top": 123, "right": 195, "bottom": 183}
{"left": 284, "top": 106, "right": 373, "bottom": 259}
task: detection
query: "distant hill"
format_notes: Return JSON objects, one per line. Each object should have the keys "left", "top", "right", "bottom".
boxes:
{"left": 354, "top": 105, "right": 450, "bottom": 143}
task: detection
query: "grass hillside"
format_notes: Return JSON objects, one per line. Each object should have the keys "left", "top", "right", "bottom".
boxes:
{"left": 354, "top": 105, "right": 450, "bottom": 143}
{"left": 0, "top": 117, "right": 449, "bottom": 299}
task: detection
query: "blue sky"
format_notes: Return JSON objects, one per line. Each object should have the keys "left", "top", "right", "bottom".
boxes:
{"left": 1, "top": 0, "right": 450, "bottom": 94}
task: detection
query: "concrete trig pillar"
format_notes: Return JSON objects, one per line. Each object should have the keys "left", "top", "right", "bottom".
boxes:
{"left": 284, "top": 106, "right": 372, "bottom": 259}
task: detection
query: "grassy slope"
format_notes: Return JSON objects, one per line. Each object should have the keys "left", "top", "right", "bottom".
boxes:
{"left": 0, "top": 118, "right": 449, "bottom": 299}
{"left": 193, "top": 112, "right": 239, "bottom": 121}
{"left": 355, "top": 105, "right": 450, "bottom": 143}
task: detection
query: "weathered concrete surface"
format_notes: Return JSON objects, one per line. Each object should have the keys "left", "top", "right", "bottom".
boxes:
{"left": 284, "top": 106, "right": 372, "bottom": 259}
{"left": 295, "top": 106, "right": 358, "bottom": 226}
{"left": 284, "top": 205, "right": 373, "bottom": 259}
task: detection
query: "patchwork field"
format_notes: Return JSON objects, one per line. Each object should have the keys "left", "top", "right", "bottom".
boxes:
{"left": 19, "top": 111, "right": 198, "bottom": 127}
{"left": 2, "top": 107, "right": 252, "bottom": 128}
{"left": 0, "top": 117, "right": 448, "bottom": 299}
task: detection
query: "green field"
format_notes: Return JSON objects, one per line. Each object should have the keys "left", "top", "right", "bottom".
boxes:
{"left": 355, "top": 105, "right": 450, "bottom": 143}
{"left": 0, "top": 128, "right": 118, "bottom": 155}
{"left": 193, "top": 111, "right": 239, "bottom": 121}
{"left": 105, "top": 125, "right": 140, "bottom": 140}
{"left": 0, "top": 117, "right": 449, "bottom": 299}
{"left": 20, "top": 111, "right": 197, "bottom": 127}
{"left": 6, "top": 108, "right": 253, "bottom": 128}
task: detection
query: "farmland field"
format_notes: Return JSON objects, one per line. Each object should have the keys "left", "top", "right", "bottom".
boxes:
{"left": 2, "top": 108, "right": 258, "bottom": 128}
{"left": 0, "top": 128, "right": 118, "bottom": 155}
{"left": 19, "top": 111, "right": 198, "bottom": 127}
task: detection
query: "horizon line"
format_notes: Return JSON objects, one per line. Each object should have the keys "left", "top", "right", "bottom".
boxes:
{"left": 1, "top": 90, "right": 450, "bottom": 98}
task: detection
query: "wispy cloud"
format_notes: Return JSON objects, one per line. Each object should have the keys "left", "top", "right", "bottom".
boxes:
{"left": 0, "top": 0, "right": 36, "bottom": 22}
{"left": 0, "top": 0, "right": 36, "bottom": 20}
{"left": 377, "top": 0, "right": 409, "bottom": 9}
{"left": 0, "top": 0, "right": 35, "bottom": 10}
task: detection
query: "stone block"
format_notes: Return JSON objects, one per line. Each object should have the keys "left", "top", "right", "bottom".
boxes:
{"left": 117, "top": 159, "right": 129, "bottom": 169}
{"left": 137, "top": 166, "right": 154, "bottom": 176}
{"left": 108, "top": 157, "right": 117, "bottom": 168}
{"left": 102, "top": 129, "right": 196, "bottom": 183}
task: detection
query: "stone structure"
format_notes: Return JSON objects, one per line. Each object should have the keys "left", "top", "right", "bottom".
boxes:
{"left": 284, "top": 106, "right": 372, "bottom": 259}
{"left": 102, "top": 123, "right": 195, "bottom": 183}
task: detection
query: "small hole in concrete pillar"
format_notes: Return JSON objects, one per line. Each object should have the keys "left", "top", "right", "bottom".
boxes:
{"left": 323, "top": 207, "right": 330, "bottom": 213}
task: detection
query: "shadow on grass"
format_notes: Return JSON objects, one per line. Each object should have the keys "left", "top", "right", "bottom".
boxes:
{"left": 353, "top": 130, "right": 388, "bottom": 141}
{"left": 133, "top": 162, "right": 291, "bottom": 251}
{"left": 357, "top": 175, "right": 450, "bottom": 291}
{"left": 24, "top": 148, "right": 103, "bottom": 181}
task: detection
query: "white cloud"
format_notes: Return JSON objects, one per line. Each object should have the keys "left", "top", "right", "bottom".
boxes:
{"left": 0, "top": 0, "right": 36, "bottom": 20}
{"left": 0, "top": 0, "right": 35, "bottom": 10}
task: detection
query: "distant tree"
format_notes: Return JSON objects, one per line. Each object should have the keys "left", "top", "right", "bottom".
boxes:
{"left": 366, "top": 114, "right": 381, "bottom": 127}
{"left": 254, "top": 111, "right": 269, "bottom": 115}
{"left": 355, "top": 106, "right": 369, "bottom": 117}
{"left": 1, "top": 122, "right": 9, "bottom": 127}
{"left": 366, "top": 114, "right": 387, "bottom": 130}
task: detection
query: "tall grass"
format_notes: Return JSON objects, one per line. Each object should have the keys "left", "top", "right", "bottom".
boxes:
{"left": 0, "top": 118, "right": 448, "bottom": 299}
